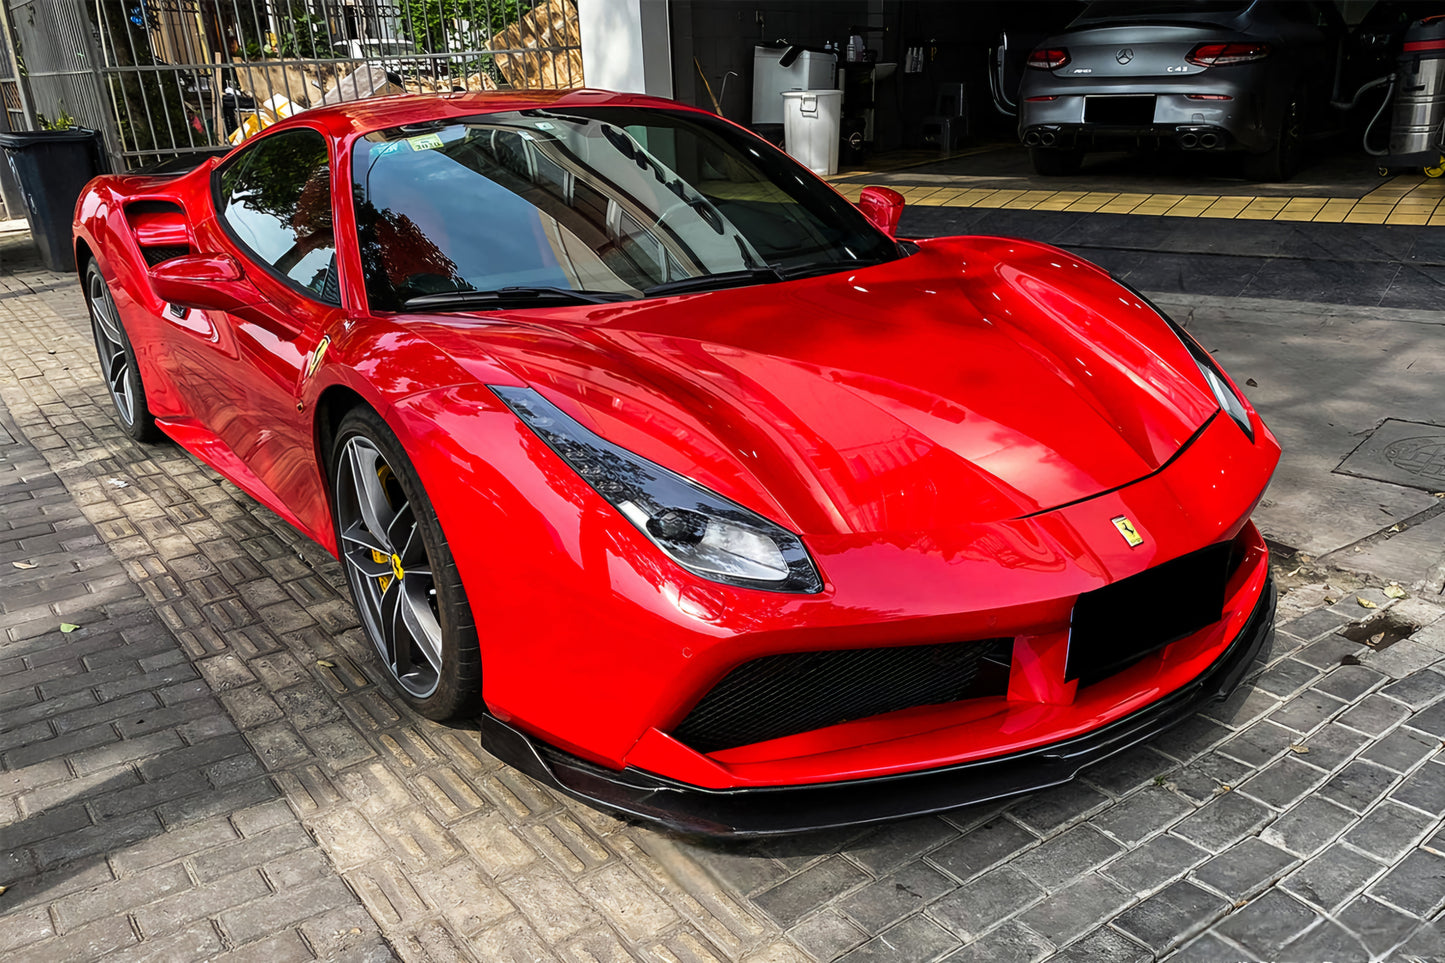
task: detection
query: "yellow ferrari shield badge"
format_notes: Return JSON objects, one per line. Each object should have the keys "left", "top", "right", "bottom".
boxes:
{"left": 1112, "top": 515, "right": 1144, "bottom": 547}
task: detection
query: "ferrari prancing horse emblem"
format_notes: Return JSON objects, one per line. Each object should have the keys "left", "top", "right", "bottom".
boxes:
{"left": 1112, "top": 515, "right": 1144, "bottom": 547}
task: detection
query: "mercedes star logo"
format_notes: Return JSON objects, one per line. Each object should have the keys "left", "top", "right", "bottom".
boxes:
{"left": 1116, "top": 47, "right": 1134, "bottom": 64}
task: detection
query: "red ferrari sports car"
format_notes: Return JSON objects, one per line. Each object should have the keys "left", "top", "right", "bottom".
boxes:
{"left": 73, "top": 90, "right": 1278, "bottom": 835}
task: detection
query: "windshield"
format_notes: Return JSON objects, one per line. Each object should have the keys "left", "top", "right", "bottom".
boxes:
{"left": 350, "top": 106, "right": 898, "bottom": 311}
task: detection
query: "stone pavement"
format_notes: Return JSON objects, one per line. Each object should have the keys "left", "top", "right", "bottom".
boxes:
{"left": 1, "top": 230, "right": 1444, "bottom": 962}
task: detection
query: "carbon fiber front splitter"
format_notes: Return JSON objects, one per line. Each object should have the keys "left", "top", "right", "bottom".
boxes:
{"left": 479, "top": 574, "right": 1276, "bottom": 837}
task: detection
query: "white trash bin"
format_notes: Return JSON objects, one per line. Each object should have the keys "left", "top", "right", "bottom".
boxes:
{"left": 782, "top": 89, "right": 842, "bottom": 176}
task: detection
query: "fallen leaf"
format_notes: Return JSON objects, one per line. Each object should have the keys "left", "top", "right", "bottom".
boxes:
{"left": 1215, "top": 784, "right": 1232, "bottom": 794}
{"left": 1388, "top": 524, "right": 1403, "bottom": 533}
{"left": 1245, "top": 378, "right": 1258, "bottom": 387}
{"left": 0, "top": 884, "right": 7, "bottom": 896}
{"left": 59, "top": 623, "right": 79, "bottom": 633}
{"left": 1289, "top": 744, "right": 1310, "bottom": 754}
{"left": 1324, "top": 596, "right": 1338, "bottom": 604}
{"left": 316, "top": 659, "right": 335, "bottom": 668}
{"left": 1358, "top": 597, "right": 1378, "bottom": 609}
{"left": 1369, "top": 632, "right": 1386, "bottom": 646}
{"left": 1285, "top": 566, "right": 1302, "bottom": 578}
{"left": 1384, "top": 584, "right": 1407, "bottom": 599}
{"left": 11, "top": 561, "right": 35, "bottom": 569}
{"left": 106, "top": 477, "right": 128, "bottom": 488}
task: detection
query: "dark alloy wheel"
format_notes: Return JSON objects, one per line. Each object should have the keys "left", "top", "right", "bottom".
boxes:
{"left": 1243, "top": 89, "right": 1304, "bottom": 182}
{"left": 330, "top": 407, "right": 481, "bottom": 719}
{"left": 86, "top": 260, "right": 160, "bottom": 442}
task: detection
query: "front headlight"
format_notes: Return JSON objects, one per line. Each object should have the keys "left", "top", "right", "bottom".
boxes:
{"left": 1183, "top": 339, "right": 1254, "bottom": 442}
{"left": 1119, "top": 281, "right": 1255, "bottom": 442}
{"left": 492, "top": 385, "right": 824, "bottom": 593}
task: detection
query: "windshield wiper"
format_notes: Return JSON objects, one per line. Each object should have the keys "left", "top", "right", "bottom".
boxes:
{"left": 403, "top": 286, "right": 634, "bottom": 311}
{"left": 642, "top": 267, "right": 783, "bottom": 297}
{"left": 771, "top": 257, "right": 892, "bottom": 280}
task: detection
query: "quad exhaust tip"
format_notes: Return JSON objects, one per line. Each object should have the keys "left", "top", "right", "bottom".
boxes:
{"left": 1023, "top": 130, "right": 1042, "bottom": 146}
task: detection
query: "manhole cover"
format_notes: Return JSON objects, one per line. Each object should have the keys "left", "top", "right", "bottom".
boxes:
{"left": 1335, "top": 419, "right": 1445, "bottom": 491}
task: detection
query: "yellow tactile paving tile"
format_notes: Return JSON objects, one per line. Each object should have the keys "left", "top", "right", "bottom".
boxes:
{"left": 1063, "top": 193, "right": 1119, "bottom": 212}
{"left": 1095, "top": 192, "right": 1155, "bottom": 214}
{"left": 898, "top": 186, "right": 946, "bottom": 204}
{"left": 1202, "top": 197, "right": 1253, "bottom": 218}
{"left": 955, "top": 188, "right": 1004, "bottom": 204}
{"left": 910, "top": 188, "right": 966, "bottom": 206}
{"left": 1163, "top": 195, "right": 1220, "bottom": 217}
{"left": 1344, "top": 203, "right": 1397, "bottom": 224}
{"left": 1393, "top": 198, "right": 1441, "bottom": 214}
{"left": 1274, "top": 198, "right": 1328, "bottom": 221}
{"left": 1001, "top": 190, "right": 1061, "bottom": 209}
{"left": 1312, "top": 199, "right": 1358, "bottom": 223}
{"left": 1237, "top": 197, "right": 1290, "bottom": 219}
{"left": 974, "top": 189, "right": 1028, "bottom": 207}
{"left": 833, "top": 167, "right": 1445, "bottom": 221}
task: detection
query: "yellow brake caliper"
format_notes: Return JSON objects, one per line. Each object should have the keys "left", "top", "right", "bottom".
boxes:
{"left": 373, "top": 464, "right": 397, "bottom": 591}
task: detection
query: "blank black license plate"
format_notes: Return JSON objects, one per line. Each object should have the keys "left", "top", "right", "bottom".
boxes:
{"left": 1085, "top": 95, "right": 1157, "bottom": 126}
{"left": 1066, "top": 541, "right": 1230, "bottom": 685}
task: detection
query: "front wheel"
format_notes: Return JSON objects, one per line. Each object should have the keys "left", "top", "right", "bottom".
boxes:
{"left": 86, "top": 260, "right": 160, "bottom": 442}
{"left": 330, "top": 407, "right": 481, "bottom": 720}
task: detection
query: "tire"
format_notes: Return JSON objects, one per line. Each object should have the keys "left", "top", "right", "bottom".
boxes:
{"left": 85, "top": 260, "right": 161, "bottom": 442}
{"left": 1242, "top": 89, "right": 1304, "bottom": 182}
{"left": 1030, "top": 147, "right": 1085, "bottom": 176}
{"left": 330, "top": 406, "right": 481, "bottom": 720}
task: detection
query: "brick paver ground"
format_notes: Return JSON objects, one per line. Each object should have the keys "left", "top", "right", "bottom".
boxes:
{"left": 0, "top": 238, "right": 796, "bottom": 962}
{"left": 2, "top": 230, "right": 1444, "bottom": 962}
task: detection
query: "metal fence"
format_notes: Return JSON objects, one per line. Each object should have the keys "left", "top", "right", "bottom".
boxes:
{"left": 6, "top": 0, "right": 584, "bottom": 169}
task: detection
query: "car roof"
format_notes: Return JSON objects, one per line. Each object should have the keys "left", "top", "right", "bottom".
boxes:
{"left": 280, "top": 89, "right": 697, "bottom": 140}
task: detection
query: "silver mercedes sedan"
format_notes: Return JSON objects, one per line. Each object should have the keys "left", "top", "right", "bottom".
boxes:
{"left": 1017, "top": 1, "right": 1345, "bottom": 180}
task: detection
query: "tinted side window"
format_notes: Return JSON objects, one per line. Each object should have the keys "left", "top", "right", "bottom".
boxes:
{"left": 217, "top": 127, "right": 338, "bottom": 304}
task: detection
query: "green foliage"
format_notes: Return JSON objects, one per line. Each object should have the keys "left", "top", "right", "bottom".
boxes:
{"left": 276, "top": 4, "right": 341, "bottom": 60}
{"left": 35, "top": 108, "right": 77, "bottom": 131}
{"left": 398, "top": 0, "right": 530, "bottom": 53}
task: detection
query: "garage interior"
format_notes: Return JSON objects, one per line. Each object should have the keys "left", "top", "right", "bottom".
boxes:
{"left": 666, "top": 1, "right": 1445, "bottom": 229}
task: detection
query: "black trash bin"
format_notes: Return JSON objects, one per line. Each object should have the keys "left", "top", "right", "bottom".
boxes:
{"left": 0, "top": 128, "right": 109, "bottom": 273}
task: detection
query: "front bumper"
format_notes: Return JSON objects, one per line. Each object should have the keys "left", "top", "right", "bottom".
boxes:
{"left": 480, "top": 572, "right": 1276, "bottom": 836}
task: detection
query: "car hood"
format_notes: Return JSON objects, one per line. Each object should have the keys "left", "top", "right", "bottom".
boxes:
{"left": 428, "top": 237, "right": 1222, "bottom": 537}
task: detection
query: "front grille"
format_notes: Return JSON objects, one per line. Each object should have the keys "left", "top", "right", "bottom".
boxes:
{"left": 141, "top": 245, "right": 188, "bottom": 266}
{"left": 672, "top": 638, "right": 1013, "bottom": 754}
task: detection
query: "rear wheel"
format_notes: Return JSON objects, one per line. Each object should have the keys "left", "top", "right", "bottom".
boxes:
{"left": 1030, "top": 147, "right": 1084, "bottom": 176}
{"left": 330, "top": 406, "right": 481, "bottom": 720}
{"left": 85, "top": 260, "right": 160, "bottom": 442}
{"left": 1243, "top": 89, "right": 1304, "bottom": 182}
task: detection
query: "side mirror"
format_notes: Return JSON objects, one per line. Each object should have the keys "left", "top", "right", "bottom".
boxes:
{"left": 149, "top": 253, "right": 258, "bottom": 312}
{"left": 857, "top": 186, "right": 905, "bottom": 237}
